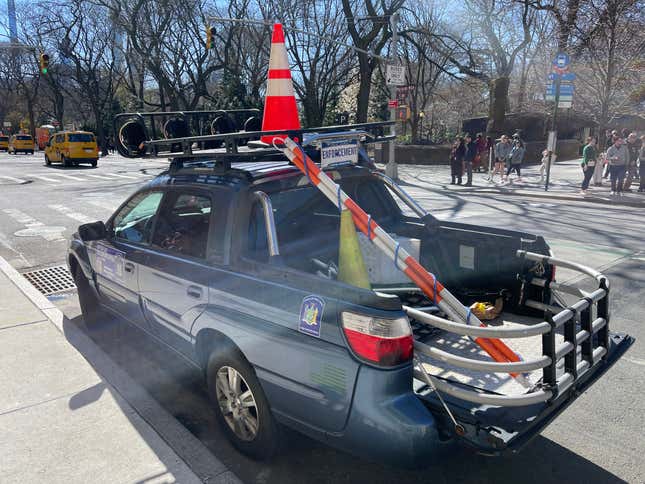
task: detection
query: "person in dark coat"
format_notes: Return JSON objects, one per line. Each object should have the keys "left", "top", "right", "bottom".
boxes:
{"left": 464, "top": 134, "right": 477, "bottom": 186}
{"left": 450, "top": 137, "right": 466, "bottom": 185}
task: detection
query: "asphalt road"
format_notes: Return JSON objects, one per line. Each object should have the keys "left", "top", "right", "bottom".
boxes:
{"left": 1, "top": 152, "right": 643, "bottom": 483}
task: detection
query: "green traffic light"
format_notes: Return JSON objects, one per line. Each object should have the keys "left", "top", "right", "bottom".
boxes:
{"left": 42, "top": 68, "right": 48, "bottom": 74}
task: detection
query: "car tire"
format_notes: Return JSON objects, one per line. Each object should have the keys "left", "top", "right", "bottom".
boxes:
{"left": 45, "top": 155, "right": 51, "bottom": 166}
{"left": 73, "top": 265, "right": 106, "bottom": 327}
{"left": 206, "top": 346, "right": 281, "bottom": 460}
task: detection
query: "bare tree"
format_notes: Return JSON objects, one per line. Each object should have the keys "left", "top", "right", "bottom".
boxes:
{"left": 342, "top": 0, "right": 405, "bottom": 123}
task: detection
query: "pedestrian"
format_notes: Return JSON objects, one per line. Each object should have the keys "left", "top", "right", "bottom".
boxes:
{"left": 474, "top": 133, "right": 486, "bottom": 172}
{"left": 623, "top": 132, "right": 641, "bottom": 191}
{"left": 492, "top": 134, "right": 511, "bottom": 183}
{"left": 450, "top": 136, "right": 466, "bottom": 185}
{"left": 464, "top": 133, "right": 477, "bottom": 186}
{"left": 603, "top": 130, "right": 618, "bottom": 178}
{"left": 580, "top": 136, "right": 597, "bottom": 195}
{"left": 639, "top": 135, "right": 645, "bottom": 193}
{"left": 505, "top": 135, "right": 525, "bottom": 183}
{"left": 606, "top": 136, "right": 629, "bottom": 195}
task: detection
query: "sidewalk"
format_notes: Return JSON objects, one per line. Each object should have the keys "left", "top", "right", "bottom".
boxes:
{"left": 396, "top": 159, "right": 645, "bottom": 208}
{"left": 0, "top": 257, "right": 240, "bottom": 484}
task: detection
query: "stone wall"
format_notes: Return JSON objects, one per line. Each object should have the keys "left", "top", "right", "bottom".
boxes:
{"left": 374, "top": 139, "right": 582, "bottom": 166}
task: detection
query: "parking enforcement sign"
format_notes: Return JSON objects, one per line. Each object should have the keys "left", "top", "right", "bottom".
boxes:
{"left": 386, "top": 64, "right": 405, "bottom": 86}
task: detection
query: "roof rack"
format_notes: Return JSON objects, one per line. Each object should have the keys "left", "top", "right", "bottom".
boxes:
{"left": 113, "top": 110, "right": 394, "bottom": 171}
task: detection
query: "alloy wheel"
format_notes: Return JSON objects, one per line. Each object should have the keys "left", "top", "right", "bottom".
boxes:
{"left": 215, "top": 366, "right": 259, "bottom": 441}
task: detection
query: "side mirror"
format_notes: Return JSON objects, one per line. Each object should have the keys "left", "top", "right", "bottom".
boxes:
{"left": 78, "top": 221, "right": 107, "bottom": 241}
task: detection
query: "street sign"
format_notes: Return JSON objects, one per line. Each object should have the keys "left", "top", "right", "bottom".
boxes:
{"left": 548, "top": 72, "right": 576, "bottom": 81}
{"left": 547, "top": 131, "right": 557, "bottom": 152}
{"left": 386, "top": 64, "right": 405, "bottom": 86}
{"left": 558, "top": 100, "right": 572, "bottom": 108}
{"left": 553, "top": 52, "right": 570, "bottom": 70}
{"left": 3, "top": 121, "right": 11, "bottom": 127}
{"left": 388, "top": 100, "right": 398, "bottom": 108}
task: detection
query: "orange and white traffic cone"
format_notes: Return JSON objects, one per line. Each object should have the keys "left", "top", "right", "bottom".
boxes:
{"left": 260, "top": 23, "right": 300, "bottom": 144}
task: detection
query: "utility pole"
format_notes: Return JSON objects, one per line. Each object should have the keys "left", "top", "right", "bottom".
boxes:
{"left": 544, "top": 74, "right": 559, "bottom": 192}
{"left": 385, "top": 13, "right": 399, "bottom": 180}
{"left": 7, "top": 0, "right": 18, "bottom": 42}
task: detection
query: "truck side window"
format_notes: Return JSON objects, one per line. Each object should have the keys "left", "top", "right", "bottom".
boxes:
{"left": 151, "top": 193, "right": 213, "bottom": 259}
{"left": 112, "top": 191, "right": 163, "bottom": 243}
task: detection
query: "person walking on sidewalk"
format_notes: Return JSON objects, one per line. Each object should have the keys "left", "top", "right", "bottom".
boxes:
{"left": 492, "top": 134, "right": 511, "bottom": 183}
{"left": 638, "top": 134, "right": 645, "bottom": 193}
{"left": 580, "top": 136, "right": 597, "bottom": 195}
{"left": 464, "top": 134, "right": 477, "bottom": 186}
{"left": 623, "top": 132, "right": 641, "bottom": 191}
{"left": 606, "top": 136, "right": 629, "bottom": 195}
{"left": 450, "top": 136, "right": 466, "bottom": 185}
{"left": 505, "top": 136, "right": 525, "bottom": 183}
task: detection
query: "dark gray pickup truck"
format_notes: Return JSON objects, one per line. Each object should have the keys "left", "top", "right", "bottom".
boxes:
{"left": 67, "top": 124, "right": 632, "bottom": 467}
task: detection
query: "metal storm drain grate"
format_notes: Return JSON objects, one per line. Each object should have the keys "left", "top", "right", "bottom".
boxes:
{"left": 22, "top": 265, "right": 76, "bottom": 296}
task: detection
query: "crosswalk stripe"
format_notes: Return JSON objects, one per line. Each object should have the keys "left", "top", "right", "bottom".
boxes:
{"left": 89, "top": 200, "right": 120, "bottom": 211}
{"left": 85, "top": 174, "right": 115, "bottom": 180}
{"left": 53, "top": 173, "right": 86, "bottom": 181}
{"left": 2, "top": 208, "right": 44, "bottom": 227}
{"left": 108, "top": 173, "right": 138, "bottom": 180}
{"left": 48, "top": 204, "right": 94, "bottom": 224}
{"left": 28, "top": 174, "right": 61, "bottom": 183}
{"left": 0, "top": 175, "right": 27, "bottom": 183}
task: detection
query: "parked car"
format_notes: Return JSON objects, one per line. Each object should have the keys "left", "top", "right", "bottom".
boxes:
{"left": 8, "top": 134, "right": 34, "bottom": 154}
{"left": 45, "top": 131, "right": 98, "bottom": 167}
{"left": 68, "top": 128, "right": 631, "bottom": 467}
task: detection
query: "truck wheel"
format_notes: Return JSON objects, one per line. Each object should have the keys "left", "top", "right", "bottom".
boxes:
{"left": 45, "top": 155, "right": 51, "bottom": 166}
{"left": 73, "top": 266, "right": 105, "bottom": 327}
{"left": 206, "top": 347, "right": 281, "bottom": 460}
{"left": 63, "top": 156, "right": 71, "bottom": 167}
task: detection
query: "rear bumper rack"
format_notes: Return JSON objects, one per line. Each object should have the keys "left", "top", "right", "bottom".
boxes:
{"left": 408, "top": 250, "right": 617, "bottom": 407}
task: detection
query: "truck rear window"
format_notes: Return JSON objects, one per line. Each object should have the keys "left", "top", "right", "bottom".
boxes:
{"left": 0, "top": 136, "right": 8, "bottom": 141}
{"left": 68, "top": 134, "right": 94, "bottom": 142}
{"left": 16, "top": 135, "right": 32, "bottom": 140}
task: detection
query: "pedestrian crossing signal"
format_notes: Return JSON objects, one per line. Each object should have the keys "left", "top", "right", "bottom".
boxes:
{"left": 205, "top": 26, "right": 215, "bottom": 50}
{"left": 39, "top": 53, "right": 49, "bottom": 74}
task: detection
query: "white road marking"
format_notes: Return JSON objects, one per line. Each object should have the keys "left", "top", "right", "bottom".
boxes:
{"left": 53, "top": 173, "right": 86, "bottom": 181}
{"left": 88, "top": 199, "right": 120, "bottom": 211}
{"left": 85, "top": 174, "right": 115, "bottom": 180}
{"left": 0, "top": 175, "right": 27, "bottom": 183}
{"left": 108, "top": 173, "right": 138, "bottom": 180}
{"left": 47, "top": 204, "right": 94, "bottom": 224}
{"left": 2, "top": 208, "right": 66, "bottom": 241}
{"left": 27, "top": 174, "right": 61, "bottom": 183}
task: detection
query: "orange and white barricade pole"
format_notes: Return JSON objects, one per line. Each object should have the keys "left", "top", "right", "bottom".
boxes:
{"left": 276, "top": 136, "right": 524, "bottom": 376}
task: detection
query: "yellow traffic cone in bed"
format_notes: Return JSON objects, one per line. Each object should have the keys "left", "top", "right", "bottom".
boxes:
{"left": 337, "top": 208, "right": 371, "bottom": 289}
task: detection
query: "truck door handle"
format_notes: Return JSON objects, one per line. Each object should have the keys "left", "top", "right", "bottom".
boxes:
{"left": 186, "top": 285, "right": 203, "bottom": 299}
{"left": 124, "top": 262, "right": 134, "bottom": 273}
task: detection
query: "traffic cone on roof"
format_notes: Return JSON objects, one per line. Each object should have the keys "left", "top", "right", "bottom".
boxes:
{"left": 261, "top": 23, "right": 301, "bottom": 144}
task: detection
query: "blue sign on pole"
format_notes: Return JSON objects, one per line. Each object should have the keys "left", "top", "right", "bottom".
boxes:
{"left": 553, "top": 52, "right": 570, "bottom": 69}
{"left": 548, "top": 72, "right": 577, "bottom": 81}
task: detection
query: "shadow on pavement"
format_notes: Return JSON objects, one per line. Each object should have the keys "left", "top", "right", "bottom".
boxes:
{"left": 63, "top": 310, "right": 627, "bottom": 484}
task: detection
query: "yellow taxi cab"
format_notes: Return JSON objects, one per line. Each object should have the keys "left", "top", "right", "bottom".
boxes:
{"left": 8, "top": 134, "right": 35, "bottom": 155}
{"left": 0, "top": 135, "right": 9, "bottom": 151}
{"left": 44, "top": 131, "right": 98, "bottom": 167}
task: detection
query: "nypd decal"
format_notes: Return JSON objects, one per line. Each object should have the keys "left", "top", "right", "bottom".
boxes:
{"left": 299, "top": 295, "right": 325, "bottom": 338}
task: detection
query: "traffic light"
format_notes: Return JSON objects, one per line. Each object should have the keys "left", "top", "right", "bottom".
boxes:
{"left": 205, "top": 26, "right": 215, "bottom": 50}
{"left": 39, "top": 53, "right": 49, "bottom": 74}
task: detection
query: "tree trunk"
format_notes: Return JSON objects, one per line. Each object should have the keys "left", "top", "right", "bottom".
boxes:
{"left": 355, "top": 56, "right": 373, "bottom": 123}
{"left": 486, "top": 77, "right": 510, "bottom": 137}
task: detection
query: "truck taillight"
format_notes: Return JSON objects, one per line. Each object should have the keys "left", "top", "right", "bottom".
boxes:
{"left": 341, "top": 312, "right": 413, "bottom": 366}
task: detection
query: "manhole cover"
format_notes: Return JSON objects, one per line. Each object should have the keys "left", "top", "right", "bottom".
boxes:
{"left": 22, "top": 265, "right": 76, "bottom": 296}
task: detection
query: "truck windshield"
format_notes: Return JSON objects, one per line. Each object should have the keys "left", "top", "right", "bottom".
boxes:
{"left": 68, "top": 134, "right": 94, "bottom": 142}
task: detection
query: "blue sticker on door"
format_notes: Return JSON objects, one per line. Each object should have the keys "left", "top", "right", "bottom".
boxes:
{"left": 299, "top": 295, "right": 325, "bottom": 338}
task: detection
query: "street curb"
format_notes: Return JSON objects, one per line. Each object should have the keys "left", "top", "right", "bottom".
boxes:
{"left": 0, "top": 256, "right": 242, "bottom": 484}
{"left": 402, "top": 178, "right": 645, "bottom": 208}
